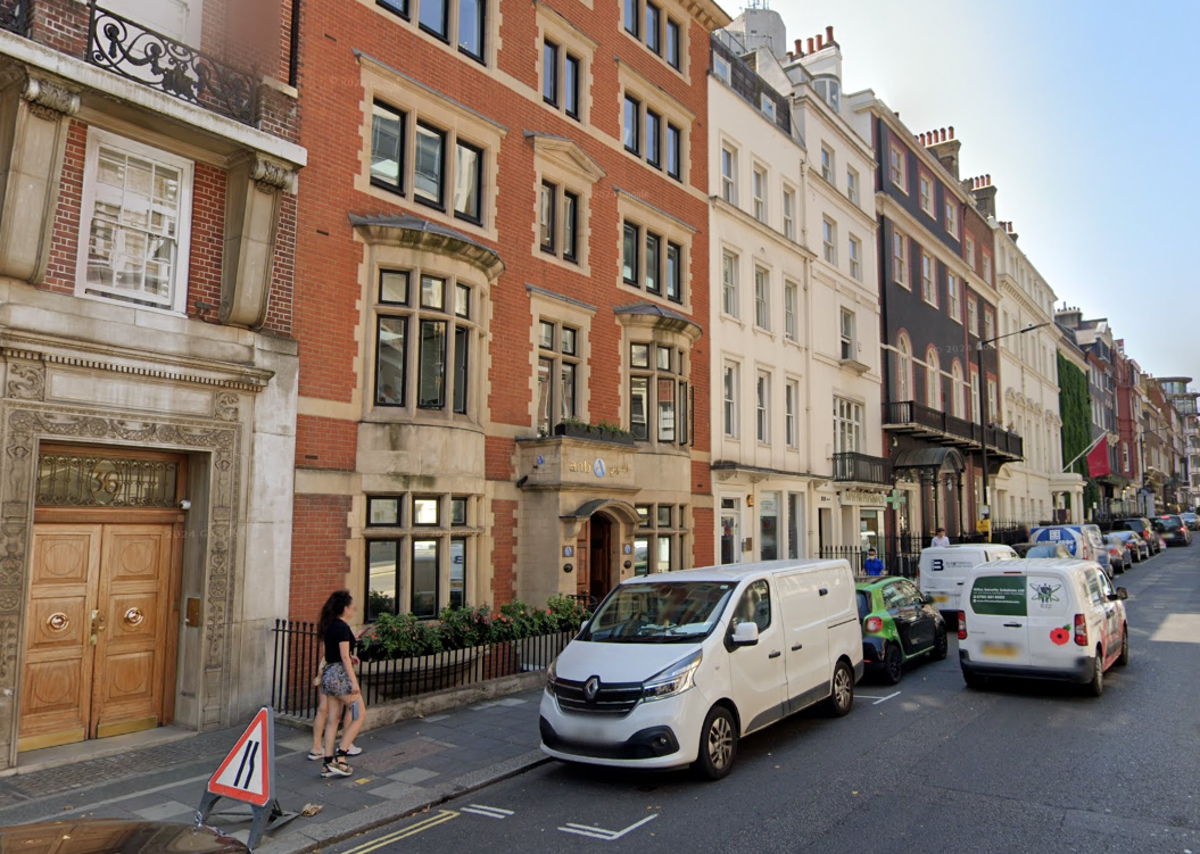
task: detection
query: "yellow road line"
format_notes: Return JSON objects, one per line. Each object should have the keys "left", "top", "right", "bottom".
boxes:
{"left": 340, "top": 810, "right": 460, "bottom": 854}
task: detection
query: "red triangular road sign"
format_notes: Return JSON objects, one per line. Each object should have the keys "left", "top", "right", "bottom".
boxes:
{"left": 207, "top": 707, "right": 273, "bottom": 807}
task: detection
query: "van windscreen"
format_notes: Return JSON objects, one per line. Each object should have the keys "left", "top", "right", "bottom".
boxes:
{"left": 969, "top": 576, "right": 1028, "bottom": 617}
{"left": 580, "top": 581, "right": 737, "bottom": 643}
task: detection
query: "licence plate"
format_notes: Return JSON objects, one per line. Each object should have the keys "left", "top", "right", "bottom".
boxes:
{"left": 980, "top": 642, "right": 1019, "bottom": 659}
{"left": 933, "top": 595, "right": 948, "bottom": 604}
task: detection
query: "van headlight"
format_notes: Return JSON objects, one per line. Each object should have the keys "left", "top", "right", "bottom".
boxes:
{"left": 546, "top": 657, "right": 558, "bottom": 687}
{"left": 642, "top": 651, "right": 702, "bottom": 702}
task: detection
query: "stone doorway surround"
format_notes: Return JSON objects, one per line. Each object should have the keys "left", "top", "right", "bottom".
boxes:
{"left": 0, "top": 336, "right": 274, "bottom": 770}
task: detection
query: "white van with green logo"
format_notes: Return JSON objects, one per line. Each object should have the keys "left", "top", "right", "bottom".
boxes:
{"left": 958, "top": 559, "right": 1129, "bottom": 696}
{"left": 917, "top": 544, "right": 1017, "bottom": 620}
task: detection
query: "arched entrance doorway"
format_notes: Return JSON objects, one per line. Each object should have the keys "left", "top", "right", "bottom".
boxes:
{"left": 562, "top": 499, "right": 641, "bottom": 605}
{"left": 585, "top": 513, "right": 613, "bottom": 603}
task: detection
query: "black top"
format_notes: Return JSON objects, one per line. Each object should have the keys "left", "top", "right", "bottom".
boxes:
{"left": 324, "top": 618, "right": 356, "bottom": 665}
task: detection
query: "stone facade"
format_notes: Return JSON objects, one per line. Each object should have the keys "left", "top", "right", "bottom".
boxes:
{"left": 0, "top": 0, "right": 304, "bottom": 768}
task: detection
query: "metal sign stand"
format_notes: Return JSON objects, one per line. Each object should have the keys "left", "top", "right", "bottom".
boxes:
{"left": 196, "top": 707, "right": 295, "bottom": 850}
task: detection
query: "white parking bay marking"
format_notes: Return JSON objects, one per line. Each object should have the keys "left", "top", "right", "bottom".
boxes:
{"left": 1150, "top": 613, "right": 1200, "bottom": 643}
{"left": 855, "top": 691, "right": 900, "bottom": 705}
{"left": 461, "top": 805, "right": 513, "bottom": 819}
{"left": 558, "top": 814, "right": 659, "bottom": 841}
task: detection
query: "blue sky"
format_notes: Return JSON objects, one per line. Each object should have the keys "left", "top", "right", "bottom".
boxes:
{"left": 752, "top": 0, "right": 1200, "bottom": 384}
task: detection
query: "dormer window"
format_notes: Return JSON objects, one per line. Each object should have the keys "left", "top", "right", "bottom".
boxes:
{"left": 813, "top": 77, "right": 840, "bottom": 113}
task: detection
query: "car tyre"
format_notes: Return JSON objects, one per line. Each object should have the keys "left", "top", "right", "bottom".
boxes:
{"left": 1085, "top": 648, "right": 1104, "bottom": 697}
{"left": 932, "top": 627, "right": 949, "bottom": 661}
{"left": 1117, "top": 626, "right": 1130, "bottom": 667}
{"left": 824, "top": 660, "right": 855, "bottom": 717}
{"left": 882, "top": 643, "right": 904, "bottom": 685}
{"left": 694, "top": 705, "right": 737, "bottom": 781}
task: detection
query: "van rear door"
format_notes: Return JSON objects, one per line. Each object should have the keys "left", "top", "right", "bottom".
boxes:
{"left": 966, "top": 572, "right": 1031, "bottom": 666}
{"left": 922, "top": 553, "right": 976, "bottom": 611}
{"left": 1023, "top": 570, "right": 1076, "bottom": 669}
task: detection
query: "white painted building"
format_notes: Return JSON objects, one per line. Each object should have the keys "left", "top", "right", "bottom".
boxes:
{"left": 708, "top": 21, "right": 886, "bottom": 564}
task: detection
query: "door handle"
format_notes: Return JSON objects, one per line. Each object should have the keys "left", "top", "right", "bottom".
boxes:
{"left": 791, "top": 643, "right": 803, "bottom": 651}
{"left": 818, "top": 588, "right": 829, "bottom": 596}
{"left": 1003, "top": 622, "right": 1023, "bottom": 628}
{"left": 768, "top": 650, "right": 782, "bottom": 659}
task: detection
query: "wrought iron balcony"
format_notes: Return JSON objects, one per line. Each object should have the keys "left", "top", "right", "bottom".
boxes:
{"left": 1, "top": 0, "right": 25, "bottom": 35}
{"left": 86, "top": 0, "right": 256, "bottom": 124}
{"left": 831, "top": 452, "right": 893, "bottom": 485}
{"left": 883, "top": 400, "right": 1024, "bottom": 462}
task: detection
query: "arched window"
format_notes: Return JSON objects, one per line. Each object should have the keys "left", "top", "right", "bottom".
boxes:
{"left": 925, "top": 348, "right": 941, "bottom": 409}
{"left": 951, "top": 361, "right": 964, "bottom": 419}
{"left": 897, "top": 333, "right": 912, "bottom": 401}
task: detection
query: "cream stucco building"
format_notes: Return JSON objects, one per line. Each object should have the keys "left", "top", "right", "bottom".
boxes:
{"left": 708, "top": 20, "right": 886, "bottom": 565}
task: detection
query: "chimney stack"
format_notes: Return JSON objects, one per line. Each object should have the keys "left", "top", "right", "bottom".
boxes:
{"left": 927, "top": 125, "right": 962, "bottom": 180}
{"left": 967, "top": 172, "right": 997, "bottom": 218}
{"left": 795, "top": 38, "right": 804, "bottom": 56}
{"left": 826, "top": 25, "right": 835, "bottom": 45}
{"left": 816, "top": 34, "right": 824, "bottom": 50}
{"left": 807, "top": 37, "right": 814, "bottom": 53}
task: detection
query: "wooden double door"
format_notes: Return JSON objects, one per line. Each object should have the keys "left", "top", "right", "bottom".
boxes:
{"left": 19, "top": 521, "right": 181, "bottom": 752}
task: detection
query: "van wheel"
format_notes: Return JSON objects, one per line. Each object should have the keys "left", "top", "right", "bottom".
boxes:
{"left": 694, "top": 705, "right": 737, "bottom": 780}
{"left": 1085, "top": 648, "right": 1104, "bottom": 697}
{"left": 824, "top": 661, "right": 855, "bottom": 717}
{"left": 932, "top": 628, "right": 949, "bottom": 661}
{"left": 1116, "top": 626, "right": 1130, "bottom": 666}
{"left": 883, "top": 644, "right": 904, "bottom": 685}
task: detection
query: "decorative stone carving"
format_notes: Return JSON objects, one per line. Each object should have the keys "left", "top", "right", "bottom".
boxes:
{"left": 220, "top": 154, "right": 291, "bottom": 328}
{"left": 250, "top": 156, "right": 297, "bottom": 194}
{"left": 214, "top": 392, "right": 239, "bottom": 422}
{"left": 5, "top": 363, "right": 44, "bottom": 401}
{"left": 0, "top": 404, "right": 242, "bottom": 763}
{"left": 21, "top": 76, "right": 81, "bottom": 121}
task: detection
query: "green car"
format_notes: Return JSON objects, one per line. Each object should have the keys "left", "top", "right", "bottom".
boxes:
{"left": 855, "top": 576, "right": 948, "bottom": 685}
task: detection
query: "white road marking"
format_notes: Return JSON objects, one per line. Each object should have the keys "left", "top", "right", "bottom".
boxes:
{"left": 558, "top": 814, "right": 659, "bottom": 841}
{"left": 461, "top": 805, "right": 514, "bottom": 819}
{"left": 856, "top": 691, "right": 901, "bottom": 704}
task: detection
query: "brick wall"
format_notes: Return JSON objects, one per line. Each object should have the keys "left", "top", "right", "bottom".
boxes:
{"left": 43, "top": 119, "right": 86, "bottom": 295}
{"left": 295, "top": 414, "right": 358, "bottom": 471}
{"left": 289, "top": 493, "right": 353, "bottom": 619}
{"left": 490, "top": 499, "right": 517, "bottom": 605}
{"left": 187, "top": 162, "right": 226, "bottom": 316}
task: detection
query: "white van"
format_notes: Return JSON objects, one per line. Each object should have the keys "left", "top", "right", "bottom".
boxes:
{"left": 1029, "top": 525, "right": 1112, "bottom": 577}
{"left": 958, "top": 558, "right": 1129, "bottom": 696}
{"left": 539, "top": 560, "right": 864, "bottom": 779}
{"left": 918, "top": 544, "right": 1018, "bottom": 619}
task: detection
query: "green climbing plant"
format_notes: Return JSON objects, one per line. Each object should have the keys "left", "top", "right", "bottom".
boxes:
{"left": 1057, "top": 351, "right": 1097, "bottom": 508}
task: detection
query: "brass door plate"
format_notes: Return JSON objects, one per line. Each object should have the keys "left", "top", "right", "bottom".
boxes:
{"left": 185, "top": 597, "right": 200, "bottom": 627}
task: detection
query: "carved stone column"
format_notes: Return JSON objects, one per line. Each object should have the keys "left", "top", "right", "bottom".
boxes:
{"left": 220, "top": 154, "right": 296, "bottom": 328}
{"left": 0, "top": 73, "right": 80, "bottom": 283}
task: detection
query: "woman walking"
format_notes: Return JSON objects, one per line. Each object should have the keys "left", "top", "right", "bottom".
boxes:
{"left": 317, "top": 590, "right": 366, "bottom": 778}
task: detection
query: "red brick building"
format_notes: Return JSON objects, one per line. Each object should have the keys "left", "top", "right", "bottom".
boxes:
{"left": 289, "top": 0, "right": 729, "bottom": 622}
{"left": 0, "top": 0, "right": 305, "bottom": 765}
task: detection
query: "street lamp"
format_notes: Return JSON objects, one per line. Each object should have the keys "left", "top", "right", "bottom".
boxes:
{"left": 977, "top": 321, "right": 1051, "bottom": 540}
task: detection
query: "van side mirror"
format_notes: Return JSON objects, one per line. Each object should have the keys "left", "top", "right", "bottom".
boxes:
{"left": 731, "top": 621, "right": 760, "bottom": 647}
{"left": 1114, "top": 588, "right": 1129, "bottom": 601}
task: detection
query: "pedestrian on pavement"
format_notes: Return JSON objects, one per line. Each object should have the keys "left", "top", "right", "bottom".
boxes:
{"left": 930, "top": 528, "right": 951, "bottom": 548}
{"left": 308, "top": 679, "right": 360, "bottom": 762}
{"left": 317, "top": 590, "right": 366, "bottom": 778}
{"left": 863, "top": 548, "right": 885, "bottom": 577}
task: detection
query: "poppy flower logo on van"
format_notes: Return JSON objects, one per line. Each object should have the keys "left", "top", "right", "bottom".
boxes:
{"left": 1050, "top": 626, "right": 1071, "bottom": 646}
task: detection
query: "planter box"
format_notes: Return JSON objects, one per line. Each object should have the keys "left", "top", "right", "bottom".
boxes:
{"left": 553, "top": 422, "right": 636, "bottom": 446}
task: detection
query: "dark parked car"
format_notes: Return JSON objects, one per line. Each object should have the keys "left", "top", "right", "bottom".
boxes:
{"left": 1181, "top": 512, "right": 1199, "bottom": 531}
{"left": 1011, "top": 542, "right": 1073, "bottom": 558}
{"left": 1110, "top": 530, "right": 1148, "bottom": 562}
{"left": 1157, "top": 515, "right": 1192, "bottom": 546}
{"left": 856, "top": 576, "right": 947, "bottom": 685}
{"left": 1110, "top": 517, "right": 1162, "bottom": 555}
{"left": 0, "top": 821, "right": 247, "bottom": 854}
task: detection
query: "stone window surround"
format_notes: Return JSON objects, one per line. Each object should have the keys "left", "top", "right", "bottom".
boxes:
{"left": 619, "top": 0, "right": 690, "bottom": 82}
{"left": 616, "top": 61, "right": 693, "bottom": 184}
{"left": 616, "top": 310, "right": 700, "bottom": 453}
{"left": 74, "top": 128, "right": 196, "bottom": 316}
{"left": 360, "top": 0, "right": 502, "bottom": 69}
{"left": 0, "top": 341, "right": 268, "bottom": 764}
{"left": 632, "top": 502, "right": 690, "bottom": 574}
{"left": 536, "top": 4, "right": 597, "bottom": 126}
{"left": 615, "top": 190, "right": 695, "bottom": 312}
{"left": 356, "top": 55, "right": 507, "bottom": 244}
{"left": 530, "top": 135, "right": 604, "bottom": 278}
{"left": 527, "top": 287, "right": 596, "bottom": 431}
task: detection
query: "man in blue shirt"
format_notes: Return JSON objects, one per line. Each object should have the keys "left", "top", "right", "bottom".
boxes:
{"left": 863, "top": 548, "right": 885, "bottom": 576}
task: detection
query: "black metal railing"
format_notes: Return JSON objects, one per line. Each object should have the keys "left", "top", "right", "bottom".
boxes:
{"left": 819, "top": 544, "right": 920, "bottom": 579}
{"left": 883, "top": 400, "right": 1025, "bottom": 458}
{"left": 832, "top": 451, "right": 893, "bottom": 485}
{"left": 271, "top": 620, "right": 576, "bottom": 720}
{"left": 0, "top": 0, "right": 25, "bottom": 35}
{"left": 86, "top": 0, "right": 256, "bottom": 124}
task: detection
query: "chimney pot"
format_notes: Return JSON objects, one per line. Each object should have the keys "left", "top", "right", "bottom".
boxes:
{"left": 826, "top": 25, "right": 834, "bottom": 44}
{"left": 816, "top": 34, "right": 824, "bottom": 50}
{"left": 949, "top": 126, "right": 955, "bottom": 139}
{"left": 807, "top": 37, "right": 814, "bottom": 53}
{"left": 986, "top": 174, "right": 991, "bottom": 186}
{"left": 941, "top": 128, "right": 947, "bottom": 142}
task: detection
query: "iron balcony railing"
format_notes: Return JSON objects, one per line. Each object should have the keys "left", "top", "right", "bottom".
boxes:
{"left": 86, "top": 0, "right": 256, "bottom": 124}
{"left": 883, "top": 400, "right": 1025, "bottom": 459}
{"left": 831, "top": 451, "right": 893, "bottom": 485}
{"left": 0, "top": 0, "right": 25, "bottom": 35}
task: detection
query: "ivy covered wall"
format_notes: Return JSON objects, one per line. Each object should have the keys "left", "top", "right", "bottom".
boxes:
{"left": 1058, "top": 350, "right": 1097, "bottom": 508}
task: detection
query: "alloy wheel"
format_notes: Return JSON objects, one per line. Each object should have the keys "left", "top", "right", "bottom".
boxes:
{"left": 707, "top": 715, "right": 734, "bottom": 769}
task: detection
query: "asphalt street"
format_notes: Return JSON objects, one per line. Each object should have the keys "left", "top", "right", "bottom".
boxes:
{"left": 321, "top": 545, "right": 1200, "bottom": 854}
